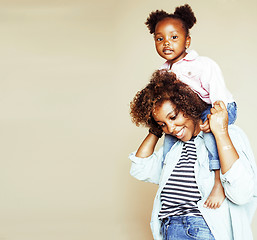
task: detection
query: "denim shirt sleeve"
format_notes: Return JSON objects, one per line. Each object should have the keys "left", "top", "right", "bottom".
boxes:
{"left": 129, "top": 147, "right": 164, "bottom": 185}
{"left": 220, "top": 126, "right": 257, "bottom": 205}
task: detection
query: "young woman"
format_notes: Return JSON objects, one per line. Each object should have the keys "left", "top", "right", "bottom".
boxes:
{"left": 129, "top": 70, "right": 257, "bottom": 240}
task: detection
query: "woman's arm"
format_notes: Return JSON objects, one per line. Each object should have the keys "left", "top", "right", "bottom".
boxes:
{"left": 135, "top": 132, "right": 159, "bottom": 158}
{"left": 208, "top": 101, "right": 257, "bottom": 204}
{"left": 130, "top": 132, "right": 163, "bottom": 184}
{"left": 208, "top": 101, "right": 239, "bottom": 174}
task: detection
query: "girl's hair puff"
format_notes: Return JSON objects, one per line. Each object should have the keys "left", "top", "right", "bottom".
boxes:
{"left": 145, "top": 4, "right": 196, "bottom": 36}
{"left": 130, "top": 70, "right": 208, "bottom": 129}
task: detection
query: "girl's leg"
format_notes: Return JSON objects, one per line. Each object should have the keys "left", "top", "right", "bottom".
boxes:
{"left": 204, "top": 169, "right": 225, "bottom": 209}
{"left": 204, "top": 132, "right": 225, "bottom": 208}
{"left": 201, "top": 105, "right": 220, "bottom": 170}
{"left": 202, "top": 106, "right": 225, "bottom": 209}
{"left": 204, "top": 132, "right": 220, "bottom": 170}
{"left": 227, "top": 102, "right": 237, "bottom": 124}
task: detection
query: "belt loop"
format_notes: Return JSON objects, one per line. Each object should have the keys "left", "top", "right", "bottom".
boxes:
{"left": 161, "top": 217, "right": 171, "bottom": 240}
{"left": 182, "top": 216, "right": 186, "bottom": 225}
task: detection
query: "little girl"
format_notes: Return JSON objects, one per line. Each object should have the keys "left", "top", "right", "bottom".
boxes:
{"left": 145, "top": 4, "right": 237, "bottom": 209}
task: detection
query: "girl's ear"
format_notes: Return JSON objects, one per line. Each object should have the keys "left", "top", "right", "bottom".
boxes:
{"left": 185, "top": 36, "right": 191, "bottom": 49}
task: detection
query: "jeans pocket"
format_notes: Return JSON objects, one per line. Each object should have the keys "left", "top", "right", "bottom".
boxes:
{"left": 186, "top": 225, "right": 214, "bottom": 239}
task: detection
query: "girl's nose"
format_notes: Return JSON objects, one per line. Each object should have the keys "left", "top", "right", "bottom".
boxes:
{"left": 164, "top": 40, "right": 170, "bottom": 46}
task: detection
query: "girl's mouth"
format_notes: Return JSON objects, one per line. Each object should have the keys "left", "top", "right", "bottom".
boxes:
{"left": 163, "top": 48, "right": 173, "bottom": 54}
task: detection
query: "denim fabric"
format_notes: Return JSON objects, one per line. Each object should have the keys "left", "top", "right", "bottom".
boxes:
{"left": 161, "top": 216, "right": 215, "bottom": 240}
{"left": 163, "top": 102, "right": 237, "bottom": 170}
{"left": 163, "top": 134, "right": 177, "bottom": 164}
{"left": 201, "top": 102, "right": 237, "bottom": 125}
{"left": 130, "top": 125, "right": 257, "bottom": 240}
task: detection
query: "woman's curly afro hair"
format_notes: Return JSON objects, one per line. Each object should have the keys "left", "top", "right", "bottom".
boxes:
{"left": 130, "top": 70, "right": 208, "bottom": 130}
{"left": 145, "top": 4, "right": 197, "bottom": 35}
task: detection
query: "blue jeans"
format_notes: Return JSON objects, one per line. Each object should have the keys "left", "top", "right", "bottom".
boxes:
{"left": 163, "top": 102, "right": 237, "bottom": 170}
{"left": 161, "top": 216, "right": 215, "bottom": 240}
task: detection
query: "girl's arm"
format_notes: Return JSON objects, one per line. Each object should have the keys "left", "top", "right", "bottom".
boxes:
{"left": 208, "top": 101, "right": 239, "bottom": 174}
{"left": 135, "top": 132, "right": 159, "bottom": 158}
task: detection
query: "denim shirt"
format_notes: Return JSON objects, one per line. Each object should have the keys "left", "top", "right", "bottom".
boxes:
{"left": 129, "top": 125, "right": 257, "bottom": 240}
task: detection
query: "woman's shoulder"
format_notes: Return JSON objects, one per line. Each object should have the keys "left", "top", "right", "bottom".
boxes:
{"left": 228, "top": 124, "right": 246, "bottom": 136}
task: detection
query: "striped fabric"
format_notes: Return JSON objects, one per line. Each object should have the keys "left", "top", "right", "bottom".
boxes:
{"left": 158, "top": 138, "right": 202, "bottom": 219}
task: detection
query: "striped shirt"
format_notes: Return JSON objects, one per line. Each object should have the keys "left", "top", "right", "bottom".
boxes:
{"left": 158, "top": 138, "right": 202, "bottom": 219}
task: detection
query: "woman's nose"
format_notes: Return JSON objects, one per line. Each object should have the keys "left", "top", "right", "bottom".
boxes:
{"left": 167, "top": 123, "right": 175, "bottom": 134}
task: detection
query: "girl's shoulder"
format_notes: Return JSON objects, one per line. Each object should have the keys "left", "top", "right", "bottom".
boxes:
{"left": 196, "top": 54, "right": 218, "bottom": 66}
{"left": 192, "top": 51, "right": 221, "bottom": 67}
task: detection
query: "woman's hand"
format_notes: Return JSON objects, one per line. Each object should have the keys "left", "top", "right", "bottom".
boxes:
{"left": 207, "top": 101, "right": 229, "bottom": 137}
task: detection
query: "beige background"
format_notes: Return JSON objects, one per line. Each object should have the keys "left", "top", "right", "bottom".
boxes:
{"left": 0, "top": 0, "right": 256, "bottom": 239}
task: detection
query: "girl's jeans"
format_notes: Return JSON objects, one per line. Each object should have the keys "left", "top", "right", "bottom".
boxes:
{"left": 163, "top": 102, "right": 237, "bottom": 170}
{"left": 161, "top": 216, "right": 215, "bottom": 240}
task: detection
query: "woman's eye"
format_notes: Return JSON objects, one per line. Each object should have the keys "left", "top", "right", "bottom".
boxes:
{"left": 170, "top": 115, "right": 176, "bottom": 120}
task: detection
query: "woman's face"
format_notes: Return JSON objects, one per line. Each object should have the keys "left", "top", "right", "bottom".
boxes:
{"left": 152, "top": 100, "right": 201, "bottom": 142}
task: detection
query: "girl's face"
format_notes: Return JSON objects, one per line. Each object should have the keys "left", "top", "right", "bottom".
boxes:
{"left": 154, "top": 18, "right": 191, "bottom": 64}
{"left": 152, "top": 100, "right": 200, "bottom": 142}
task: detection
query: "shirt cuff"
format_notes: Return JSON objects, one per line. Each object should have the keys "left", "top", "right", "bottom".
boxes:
{"left": 129, "top": 151, "right": 154, "bottom": 164}
{"left": 220, "top": 158, "right": 242, "bottom": 184}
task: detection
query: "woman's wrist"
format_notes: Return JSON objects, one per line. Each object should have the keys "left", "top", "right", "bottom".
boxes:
{"left": 149, "top": 128, "right": 163, "bottom": 138}
{"left": 135, "top": 132, "right": 159, "bottom": 158}
{"left": 212, "top": 127, "right": 229, "bottom": 141}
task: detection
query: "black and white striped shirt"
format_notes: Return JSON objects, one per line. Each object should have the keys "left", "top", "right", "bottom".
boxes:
{"left": 158, "top": 138, "right": 202, "bottom": 219}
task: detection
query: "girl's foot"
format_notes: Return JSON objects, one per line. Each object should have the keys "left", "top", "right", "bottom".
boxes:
{"left": 204, "top": 172, "right": 225, "bottom": 209}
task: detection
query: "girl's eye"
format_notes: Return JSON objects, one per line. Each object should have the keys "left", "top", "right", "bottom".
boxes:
{"left": 172, "top": 36, "right": 178, "bottom": 40}
{"left": 159, "top": 123, "right": 165, "bottom": 128}
{"left": 156, "top": 37, "right": 163, "bottom": 42}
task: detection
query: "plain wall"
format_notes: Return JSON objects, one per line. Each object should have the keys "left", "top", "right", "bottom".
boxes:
{"left": 0, "top": 0, "right": 256, "bottom": 239}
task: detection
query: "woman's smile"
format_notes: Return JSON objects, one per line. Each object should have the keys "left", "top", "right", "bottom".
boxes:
{"left": 175, "top": 127, "right": 185, "bottom": 139}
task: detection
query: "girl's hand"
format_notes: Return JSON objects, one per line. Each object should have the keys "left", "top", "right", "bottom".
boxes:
{"left": 207, "top": 101, "right": 229, "bottom": 137}
{"left": 200, "top": 119, "right": 211, "bottom": 133}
